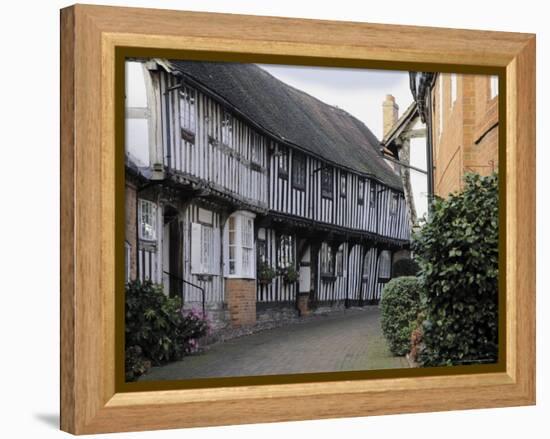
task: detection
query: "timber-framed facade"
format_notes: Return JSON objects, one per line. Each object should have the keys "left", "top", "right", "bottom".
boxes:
{"left": 125, "top": 58, "right": 411, "bottom": 327}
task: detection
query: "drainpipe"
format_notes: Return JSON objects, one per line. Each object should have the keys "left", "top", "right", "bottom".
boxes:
{"left": 425, "top": 87, "right": 435, "bottom": 210}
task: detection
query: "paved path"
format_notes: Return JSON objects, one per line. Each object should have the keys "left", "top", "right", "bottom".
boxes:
{"left": 140, "top": 306, "right": 408, "bottom": 381}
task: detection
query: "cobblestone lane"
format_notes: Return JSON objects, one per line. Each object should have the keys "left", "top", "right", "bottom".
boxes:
{"left": 140, "top": 306, "right": 408, "bottom": 381}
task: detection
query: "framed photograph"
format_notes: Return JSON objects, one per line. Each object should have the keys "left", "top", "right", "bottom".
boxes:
{"left": 60, "top": 4, "right": 535, "bottom": 434}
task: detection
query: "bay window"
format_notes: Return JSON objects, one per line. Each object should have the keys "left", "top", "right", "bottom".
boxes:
{"left": 224, "top": 211, "right": 256, "bottom": 278}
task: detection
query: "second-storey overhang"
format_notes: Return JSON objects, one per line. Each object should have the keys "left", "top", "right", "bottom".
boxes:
{"left": 259, "top": 210, "right": 410, "bottom": 250}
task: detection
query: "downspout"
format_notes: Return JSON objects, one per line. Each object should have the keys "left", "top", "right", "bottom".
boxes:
{"left": 425, "top": 83, "right": 435, "bottom": 210}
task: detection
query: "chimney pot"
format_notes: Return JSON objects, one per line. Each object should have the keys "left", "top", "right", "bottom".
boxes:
{"left": 383, "top": 94, "right": 399, "bottom": 137}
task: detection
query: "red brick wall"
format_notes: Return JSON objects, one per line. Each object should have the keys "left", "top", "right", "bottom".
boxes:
{"left": 225, "top": 278, "right": 256, "bottom": 326}
{"left": 432, "top": 74, "right": 499, "bottom": 198}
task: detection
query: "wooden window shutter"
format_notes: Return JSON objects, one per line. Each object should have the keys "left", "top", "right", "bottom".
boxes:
{"left": 190, "top": 222, "right": 202, "bottom": 274}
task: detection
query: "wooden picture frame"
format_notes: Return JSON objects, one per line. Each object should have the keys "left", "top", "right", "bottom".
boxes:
{"left": 60, "top": 4, "right": 535, "bottom": 434}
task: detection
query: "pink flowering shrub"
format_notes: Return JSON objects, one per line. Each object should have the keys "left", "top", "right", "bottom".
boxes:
{"left": 180, "top": 308, "right": 211, "bottom": 354}
{"left": 125, "top": 281, "right": 210, "bottom": 381}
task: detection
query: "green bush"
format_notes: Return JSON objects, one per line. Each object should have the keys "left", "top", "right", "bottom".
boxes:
{"left": 125, "top": 281, "right": 210, "bottom": 380}
{"left": 392, "top": 258, "right": 420, "bottom": 278}
{"left": 412, "top": 173, "right": 499, "bottom": 366}
{"left": 380, "top": 276, "right": 422, "bottom": 356}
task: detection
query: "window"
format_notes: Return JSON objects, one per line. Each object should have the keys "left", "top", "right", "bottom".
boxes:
{"left": 278, "top": 148, "right": 289, "bottom": 179}
{"left": 490, "top": 75, "right": 498, "bottom": 99}
{"left": 438, "top": 75, "right": 444, "bottom": 136}
{"left": 251, "top": 132, "right": 262, "bottom": 166}
{"left": 320, "top": 242, "right": 334, "bottom": 276}
{"left": 390, "top": 193, "right": 399, "bottom": 215}
{"left": 221, "top": 111, "right": 233, "bottom": 146}
{"left": 139, "top": 199, "right": 157, "bottom": 241}
{"left": 225, "top": 212, "right": 256, "bottom": 278}
{"left": 369, "top": 184, "right": 377, "bottom": 208}
{"left": 335, "top": 244, "right": 344, "bottom": 276}
{"left": 321, "top": 167, "right": 333, "bottom": 199}
{"left": 292, "top": 153, "right": 306, "bottom": 190}
{"left": 450, "top": 74, "right": 457, "bottom": 107}
{"left": 191, "top": 223, "right": 218, "bottom": 275}
{"left": 277, "top": 234, "right": 295, "bottom": 268}
{"left": 257, "top": 239, "right": 267, "bottom": 263}
{"left": 340, "top": 173, "right": 347, "bottom": 198}
{"left": 358, "top": 179, "right": 365, "bottom": 205}
{"left": 378, "top": 250, "right": 392, "bottom": 280}
{"left": 362, "top": 251, "right": 371, "bottom": 280}
{"left": 179, "top": 86, "right": 196, "bottom": 140}
{"left": 125, "top": 241, "right": 131, "bottom": 282}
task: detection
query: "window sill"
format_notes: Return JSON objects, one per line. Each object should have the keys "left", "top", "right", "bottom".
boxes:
{"left": 224, "top": 274, "right": 256, "bottom": 280}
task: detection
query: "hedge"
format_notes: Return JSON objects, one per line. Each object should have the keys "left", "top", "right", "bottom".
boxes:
{"left": 380, "top": 276, "right": 422, "bottom": 356}
{"left": 412, "top": 173, "right": 499, "bottom": 366}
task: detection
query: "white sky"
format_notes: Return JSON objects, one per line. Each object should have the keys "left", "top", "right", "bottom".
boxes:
{"left": 257, "top": 63, "right": 428, "bottom": 219}
{"left": 257, "top": 64, "right": 414, "bottom": 140}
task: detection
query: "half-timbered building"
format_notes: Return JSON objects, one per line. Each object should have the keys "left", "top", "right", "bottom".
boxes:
{"left": 125, "top": 59, "right": 411, "bottom": 328}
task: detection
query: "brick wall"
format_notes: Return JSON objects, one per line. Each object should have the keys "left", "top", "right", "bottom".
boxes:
{"left": 125, "top": 182, "right": 137, "bottom": 280}
{"left": 225, "top": 278, "right": 256, "bottom": 327}
{"left": 432, "top": 74, "right": 499, "bottom": 198}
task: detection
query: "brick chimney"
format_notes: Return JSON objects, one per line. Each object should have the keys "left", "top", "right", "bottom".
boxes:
{"left": 383, "top": 94, "right": 399, "bottom": 138}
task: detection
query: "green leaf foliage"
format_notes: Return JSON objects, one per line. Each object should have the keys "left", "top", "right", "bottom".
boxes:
{"left": 412, "top": 173, "right": 499, "bottom": 366}
{"left": 380, "top": 276, "right": 423, "bottom": 356}
{"left": 125, "top": 281, "right": 210, "bottom": 380}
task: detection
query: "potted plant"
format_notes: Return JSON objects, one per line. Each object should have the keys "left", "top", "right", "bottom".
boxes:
{"left": 257, "top": 261, "right": 277, "bottom": 284}
{"left": 280, "top": 265, "right": 299, "bottom": 284}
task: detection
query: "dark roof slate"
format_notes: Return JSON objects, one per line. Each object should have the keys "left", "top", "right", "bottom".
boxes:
{"left": 168, "top": 60, "right": 402, "bottom": 189}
